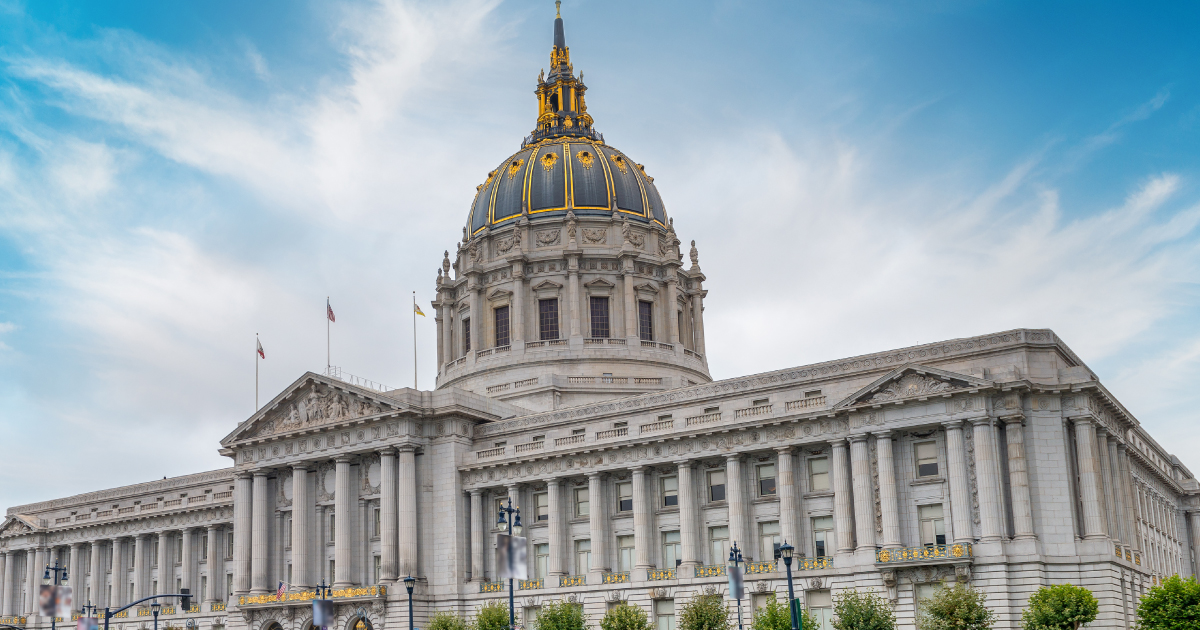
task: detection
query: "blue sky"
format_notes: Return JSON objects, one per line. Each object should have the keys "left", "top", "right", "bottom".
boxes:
{"left": 1, "top": 0, "right": 1199, "bottom": 508}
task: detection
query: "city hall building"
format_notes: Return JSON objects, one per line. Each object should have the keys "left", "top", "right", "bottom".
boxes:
{"left": 3, "top": 8, "right": 1199, "bottom": 630}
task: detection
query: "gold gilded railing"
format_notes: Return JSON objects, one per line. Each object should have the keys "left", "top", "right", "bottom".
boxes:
{"left": 0, "top": 617, "right": 26, "bottom": 626}
{"left": 875, "top": 544, "right": 972, "bottom": 564}
{"left": 111, "top": 611, "right": 129, "bottom": 619}
{"left": 480, "top": 581, "right": 505, "bottom": 593}
{"left": 602, "top": 572, "right": 629, "bottom": 584}
{"left": 647, "top": 568, "right": 675, "bottom": 581}
{"left": 518, "top": 579, "right": 544, "bottom": 590}
{"left": 745, "top": 560, "right": 777, "bottom": 574}
{"left": 210, "top": 603, "right": 226, "bottom": 612}
{"left": 796, "top": 556, "right": 833, "bottom": 570}
{"left": 559, "top": 575, "right": 586, "bottom": 587}
{"left": 694, "top": 564, "right": 726, "bottom": 578}
{"left": 240, "top": 585, "right": 386, "bottom": 606}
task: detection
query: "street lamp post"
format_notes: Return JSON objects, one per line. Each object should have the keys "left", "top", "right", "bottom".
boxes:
{"left": 403, "top": 576, "right": 416, "bottom": 630}
{"left": 44, "top": 558, "right": 69, "bottom": 630}
{"left": 779, "top": 542, "right": 799, "bottom": 630}
{"left": 150, "top": 602, "right": 161, "bottom": 630}
{"left": 728, "top": 543, "right": 745, "bottom": 630}
{"left": 496, "top": 497, "right": 523, "bottom": 630}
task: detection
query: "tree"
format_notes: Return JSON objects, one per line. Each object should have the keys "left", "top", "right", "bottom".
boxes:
{"left": 678, "top": 594, "right": 729, "bottom": 630}
{"left": 1135, "top": 575, "right": 1200, "bottom": 629}
{"left": 916, "top": 583, "right": 995, "bottom": 630}
{"left": 749, "top": 596, "right": 820, "bottom": 630}
{"left": 1020, "top": 584, "right": 1098, "bottom": 630}
{"left": 601, "top": 603, "right": 652, "bottom": 630}
{"left": 536, "top": 600, "right": 588, "bottom": 630}
{"left": 831, "top": 590, "right": 895, "bottom": 630}
{"left": 429, "top": 611, "right": 471, "bottom": 630}
{"left": 475, "top": 601, "right": 511, "bottom": 630}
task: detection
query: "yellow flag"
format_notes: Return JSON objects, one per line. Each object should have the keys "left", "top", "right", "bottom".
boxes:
{"left": 414, "top": 303, "right": 426, "bottom": 317}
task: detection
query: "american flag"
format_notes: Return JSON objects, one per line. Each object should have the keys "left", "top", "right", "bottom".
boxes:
{"left": 276, "top": 581, "right": 287, "bottom": 601}
{"left": 327, "top": 299, "right": 336, "bottom": 323}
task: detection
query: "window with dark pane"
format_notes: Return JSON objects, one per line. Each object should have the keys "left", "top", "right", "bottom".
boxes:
{"left": 539, "top": 299, "right": 560, "bottom": 340}
{"left": 494, "top": 305, "right": 510, "bottom": 347}
{"left": 638, "top": 300, "right": 654, "bottom": 341}
{"left": 463, "top": 318, "right": 471, "bottom": 353}
{"left": 590, "top": 296, "right": 610, "bottom": 338}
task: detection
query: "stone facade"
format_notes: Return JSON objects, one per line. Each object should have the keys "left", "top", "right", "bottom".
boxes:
{"left": 4, "top": 9, "right": 1200, "bottom": 630}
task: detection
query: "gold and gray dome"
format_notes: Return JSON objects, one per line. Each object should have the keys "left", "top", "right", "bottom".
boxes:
{"left": 465, "top": 2, "right": 668, "bottom": 236}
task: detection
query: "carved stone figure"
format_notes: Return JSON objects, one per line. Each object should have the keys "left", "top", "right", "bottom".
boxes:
{"left": 442, "top": 250, "right": 451, "bottom": 275}
{"left": 566, "top": 209, "right": 577, "bottom": 242}
{"left": 536, "top": 229, "right": 561, "bottom": 247}
{"left": 869, "top": 374, "right": 952, "bottom": 402}
{"left": 689, "top": 240, "right": 699, "bottom": 267}
{"left": 582, "top": 227, "right": 606, "bottom": 244}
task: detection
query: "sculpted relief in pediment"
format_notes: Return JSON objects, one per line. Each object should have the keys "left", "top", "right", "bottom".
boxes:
{"left": 869, "top": 374, "right": 952, "bottom": 403}
{"left": 247, "top": 386, "right": 384, "bottom": 439}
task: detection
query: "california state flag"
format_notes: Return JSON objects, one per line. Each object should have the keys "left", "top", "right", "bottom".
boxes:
{"left": 257, "top": 337, "right": 265, "bottom": 359}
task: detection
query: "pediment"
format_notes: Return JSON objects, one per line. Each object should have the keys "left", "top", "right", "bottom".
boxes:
{"left": 634, "top": 283, "right": 659, "bottom": 295}
{"left": 532, "top": 280, "right": 563, "bottom": 292}
{"left": 221, "top": 372, "right": 409, "bottom": 446}
{"left": 487, "top": 288, "right": 513, "bottom": 301}
{"left": 584, "top": 278, "right": 615, "bottom": 289}
{"left": 835, "top": 364, "right": 993, "bottom": 409}
{"left": 0, "top": 515, "right": 40, "bottom": 536}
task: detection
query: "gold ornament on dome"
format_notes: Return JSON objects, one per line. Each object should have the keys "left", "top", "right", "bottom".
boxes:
{"left": 577, "top": 150, "right": 595, "bottom": 169}
{"left": 507, "top": 159, "right": 525, "bottom": 179}
{"left": 562, "top": 116, "right": 574, "bottom": 128}
{"left": 541, "top": 152, "right": 559, "bottom": 171}
{"left": 610, "top": 154, "right": 628, "bottom": 174}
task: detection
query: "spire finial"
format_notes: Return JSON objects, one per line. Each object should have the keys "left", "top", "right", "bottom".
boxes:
{"left": 556, "top": 1, "right": 561, "bottom": 18}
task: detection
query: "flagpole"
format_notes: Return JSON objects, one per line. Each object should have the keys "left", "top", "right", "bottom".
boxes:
{"left": 326, "top": 296, "right": 330, "bottom": 375}
{"left": 413, "top": 291, "right": 418, "bottom": 390}
{"left": 255, "top": 333, "right": 260, "bottom": 411}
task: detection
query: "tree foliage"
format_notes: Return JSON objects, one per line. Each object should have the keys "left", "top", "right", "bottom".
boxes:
{"left": 831, "top": 590, "right": 896, "bottom": 630}
{"left": 475, "top": 601, "right": 511, "bottom": 630}
{"left": 678, "top": 594, "right": 730, "bottom": 630}
{"left": 600, "top": 603, "right": 653, "bottom": 630}
{"left": 1135, "top": 575, "right": 1200, "bottom": 630}
{"left": 1020, "top": 584, "right": 1098, "bottom": 630}
{"left": 600, "top": 602, "right": 657, "bottom": 630}
{"left": 749, "top": 596, "right": 819, "bottom": 630}
{"left": 536, "top": 600, "right": 588, "bottom": 630}
{"left": 916, "top": 583, "right": 995, "bottom": 630}
{"left": 428, "top": 611, "right": 471, "bottom": 630}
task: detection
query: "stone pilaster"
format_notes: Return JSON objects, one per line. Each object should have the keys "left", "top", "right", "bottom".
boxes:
{"left": 873, "top": 432, "right": 901, "bottom": 549}
{"left": 512, "top": 263, "right": 525, "bottom": 344}
{"left": 232, "top": 473, "right": 253, "bottom": 594}
{"left": 1118, "top": 444, "right": 1139, "bottom": 552}
{"left": 588, "top": 473, "right": 609, "bottom": 578}
{"left": 1003, "top": 416, "right": 1036, "bottom": 540}
{"left": 971, "top": 418, "right": 1005, "bottom": 542}
{"left": 691, "top": 289, "right": 706, "bottom": 356}
{"left": 1096, "top": 428, "right": 1117, "bottom": 542}
{"left": 630, "top": 468, "right": 652, "bottom": 573}
{"left": 666, "top": 274, "right": 679, "bottom": 345}
{"left": 378, "top": 450, "right": 398, "bottom": 582}
{"left": 333, "top": 457, "right": 353, "bottom": 587}
{"left": 677, "top": 461, "right": 700, "bottom": 570}
{"left": 775, "top": 448, "right": 799, "bottom": 557}
{"left": 849, "top": 434, "right": 875, "bottom": 551}
{"left": 567, "top": 259, "right": 581, "bottom": 339}
{"left": 943, "top": 421, "right": 974, "bottom": 543}
{"left": 441, "top": 300, "right": 454, "bottom": 365}
{"left": 469, "top": 490, "right": 485, "bottom": 582}
{"left": 251, "top": 471, "right": 271, "bottom": 593}
{"left": 725, "top": 455, "right": 748, "bottom": 558}
{"left": 832, "top": 439, "right": 855, "bottom": 553}
{"left": 1073, "top": 418, "right": 1106, "bottom": 539}
{"left": 1, "top": 551, "right": 11, "bottom": 616}
{"left": 397, "top": 446, "right": 419, "bottom": 578}
{"left": 547, "top": 480, "right": 567, "bottom": 576}
{"left": 622, "top": 264, "right": 637, "bottom": 342}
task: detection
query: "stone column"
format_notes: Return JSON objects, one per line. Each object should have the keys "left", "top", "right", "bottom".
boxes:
{"left": 1096, "top": 428, "right": 1117, "bottom": 541}
{"left": 512, "top": 266, "right": 525, "bottom": 344}
{"left": 677, "top": 461, "right": 701, "bottom": 570}
{"left": 469, "top": 491, "right": 485, "bottom": 581}
{"left": 232, "top": 473, "right": 253, "bottom": 594}
{"left": 157, "top": 531, "right": 171, "bottom": 595}
{"left": 832, "top": 439, "right": 855, "bottom": 553}
{"left": 1, "top": 551, "right": 11, "bottom": 616}
{"left": 631, "top": 468, "right": 652, "bottom": 572}
{"left": 567, "top": 261, "right": 581, "bottom": 339}
{"left": 250, "top": 471, "right": 270, "bottom": 593}
{"left": 1004, "top": 417, "right": 1036, "bottom": 539}
{"left": 1118, "top": 444, "right": 1140, "bottom": 552}
{"left": 547, "top": 481, "right": 567, "bottom": 576}
{"left": 971, "top": 418, "right": 1005, "bottom": 542}
{"left": 873, "top": 432, "right": 901, "bottom": 548}
{"left": 397, "top": 446, "right": 418, "bottom": 578}
{"left": 441, "top": 301, "right": 455, "bottom": 364}
{"left": 69, "top": 543, "right": 85, "bottom": 605}
{"left": 132, "top": 536, "right": 148, "bottom": 601}
{"left": 89, "top": 541, "right": 104, "bottom": 608}
{"left": 378, "top": 450, "right": 398, "bottom": 582}
{"left": 588, "top": 473, "right": 609, "bottom": 578}
{"left": 725, "top": 455, "right": 748, "bottom": 559}
{"left": 1190, "top": 512, "right": 1200, "bottom": 577}
{"left": 25, "top": 549, "right": 40, "bottom": 614}
{"left": 622, "top": 266, "right": 636, "bottom": 341}
{"left": 111, "top": 537, "right": 125, "bottom": 606}
{"left": 179, "top": 529, "right": 195, "bottom": 599}
{"left": 289, "top": 466, "right": 309, "bottom": 587}
{"left": 691, "top": 291, "right": 706, "bottom": 355}
{"left": 204, "top": 527, "right": 220, "bottom": 603}
{"left": 469, "top": 285, "right": 481, "bottom": 354}
{"left": 849, "top": 435, "right": 876, "bottom": 551}
{"left": 944, "top": 421, "right": 974, "bottom": 543}
{"left": 775, "top": 448, "right": 799, "bottom": 555}
{"left": 666, "top": 274, "right": 679, "bottom": 345}
{"left": 1073, "top": 418, "right": 1106, "bottom": 539}
{"left": 333, "top": 457, "right": 353, "bottom": 587}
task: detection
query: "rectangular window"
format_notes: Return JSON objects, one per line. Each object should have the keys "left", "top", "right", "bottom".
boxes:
{"left": 534, "top": 543, "right": 550, "bottom": 580}
{"left": 758, "top": 521, "right": 780, "bottom": 563}
{"left": 494, "top": 305, "right": 510, "bottom": 347}
{"left": 330, "top": 514, "right": 336, "bottom": 541}
{"left": 534, "top": 492, "right": 549, "bottom": 521}
{"left": 752, "top": 593, "right": 775, "bottom": 611}
{"left": 757, "top": 464, "right": 776, "bottom": 496}
{"left": 919, "top": 504, "right": 946, "bottom": 546}
{"left": 525, "top": 607, "right": 542, "bottom": 628}
{"left": 661, "top": 476, "right": 679, "bottom": 507}
{"left": 151, "top": 580, "right": 157, "bottom": 594}
{"left": 655, "top": 600, "right": 676, "bottom": 630}
{"left": 152, "top": 541, "right": 159, "bottom": 567}
{"left": 915, "top": 583, "right": 942, "bottom": 619}
{"left": 575, "top": 540, "right": 591, "bottom": 574}
{"left": 662, "top": 531, "right": 682, "bottom": 568}
{"left": 226, "top": 574, "right": 233, "bottom": 599}
{"left": 915, "top": 442, "right": 939, "bottom": 477}
{"left": 286, "top": 516, "right": 293, "bottom": 548}
{"left": 708, "top": 470, "right": 726, "bottom": 502}
{"left": 176, "top": 536, "right": 183, "bottom": 563}
{"left": 539, "top": 299, "right": 560, "bottom": 340}
{"left": 201, "top": 535, "right": 208, "bottom": 560}
{"left": 590, "top": 296, "right": 610, "bottom": 338}
{"left": 709, "top": 526, "right": 729, "bottom": 565}
{"left": 287, "top": 564, "right": 293, "bottom": 586}
{"left": 575, "top": 487, "right": 590, "bottom": 517}
{"left": 373, "top": 556, "right": 381, "bottom": 584}
{"left": 812, "top": 516, "right": 834, "bottom": 558}
{"left": 807, "top": 590, "right": 834, "bottom": 630}
{"left": 638, "top": 301, "right": 654, "bottom": 341}
{"left": 463, "top": 318, "right": 471, "bottom": 353}
{"left": 809, "top": 457, "right": 830, "bottom": 492}
{"left": 329, "top": 560, "right": 335, "bottom": 580}
{"left": 227, "top": 533, "right": 234, "bottom": 559}
{"left": 200, "top": 576, "right": 207, "bottom": 601}
{"left": 373, "top": 508, "right": 380, "bottom": 538}
{"left": 617, "top": 536, "right": 635, "bottom": 572}
{"left": 616, "top": 482, "right": 633, "bottom": 512}
{"left": 176, "top": 578, "right": 181, "bottom": 593}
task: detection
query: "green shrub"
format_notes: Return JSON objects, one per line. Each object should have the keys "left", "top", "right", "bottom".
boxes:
{"left": 1134, "top": 575, "right": 1200, "bottom": 629}
{"left": 749, "top": 596, "right": 820, "bottom": 630}
{"left": 428, "top": 611, "right": 470, "bottom": 630}
{"left": 1020, "top": 584, "right": 1098, "bottom": 630}
{"left": 475, "top": 600, "right": 511, "bottom": 630}
{"left": 831, "top": 589, "right": 895, "bottom": 630}
{"left": 536, "top": 600, "right": 588, "bottom": 630}
{"left": 916, "top": 583, "right": 995, "bottom": 630}
{"left": 600, "top": 603, "right": 652, "bottom": 630}
{"left": 678, "top": 594, "right": 729, "bottom": 630}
